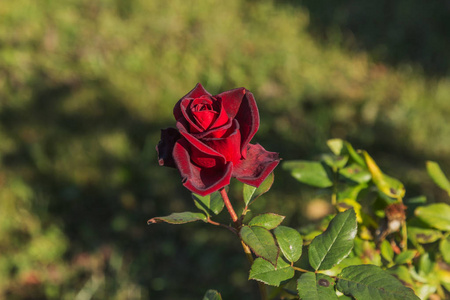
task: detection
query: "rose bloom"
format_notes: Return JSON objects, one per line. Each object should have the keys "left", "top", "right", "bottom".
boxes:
{"left": 157, "top": 83, "right": 280, "bottom": 196}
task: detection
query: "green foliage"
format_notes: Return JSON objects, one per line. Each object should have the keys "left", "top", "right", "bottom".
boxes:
{"left": 336, "top": 265, "right": 420, "bottom": 300}
{"left": 280, "top": 139, "right": 450, "bottom": 300}
{"left": 203, "top": 289, "right": 222, "bottom": 300}
{"left": 249, "top": 258, "right": 294, "bottom": 287}
{"left": 147, "top": 212, "right": 207, "bottom": 224}
{"left": 308, "top": 209, "right": 357, "bottom": 270}
{"left": 193, "top": 191, "right": 225, "bottom": 216}
{"left": 248, "top": 213, "right": 285, "bottom": 230}
{"left": 426, "top": 161, "right": 450, "bottom": 194}
{"left": 297, "top": 273, "right": 338, "bottom": 300}
{"left": 240, "top": 226, "right": 279, "bottom": 265}
{"left": 283, "top": 161, "right": 333, "bottom": 188}
{"left": 415, "top": 203, "right": 450, "bottom": 231}
{"left": 273, "top": 226, "right": 303, "bottom": 263}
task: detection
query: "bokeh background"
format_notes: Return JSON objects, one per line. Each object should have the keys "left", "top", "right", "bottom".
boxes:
{"left": 1, "top": 0, "right": 450, "bottom": 299}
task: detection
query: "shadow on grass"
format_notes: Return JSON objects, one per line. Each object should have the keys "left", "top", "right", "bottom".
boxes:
{"left": 281, "top": 0, "right": 450, "bottom": 77}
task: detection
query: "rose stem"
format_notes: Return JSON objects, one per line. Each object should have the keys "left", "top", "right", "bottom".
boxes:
{"left": 219, "top": 188, "right": 239, "bottom": 223}
{"left": 219, "top": 188, "right": 268, "bottom": 300}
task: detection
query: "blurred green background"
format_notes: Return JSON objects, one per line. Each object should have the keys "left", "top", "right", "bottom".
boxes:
{"left": 1, "top": 0, "right": 449, "bottom": 299}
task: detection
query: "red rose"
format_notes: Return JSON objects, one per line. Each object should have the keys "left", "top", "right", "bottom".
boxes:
{"left": 157, "top": 83, "right": 280, "bottom": 196}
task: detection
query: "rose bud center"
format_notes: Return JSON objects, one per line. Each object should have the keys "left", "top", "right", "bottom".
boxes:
{"left": 190, "top": 97, "right": 219, "bottom": 130}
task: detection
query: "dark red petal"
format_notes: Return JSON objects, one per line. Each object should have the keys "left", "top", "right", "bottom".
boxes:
{"left": 216, "top": 88, "right": 259, "bottom": 157}
{"left": 187, "top": 118, "right": 234, "bottom": 139}
{"left": 174, "top": 83, "right": 212, "bottom": 120}
{"left": 209, "top": 99, "right": 230, "bottom": 130}
{"left": 203, "top": 121, "right": 241, "bottom": 164}
{"left": 173, "top": 139, "right": 232, "bottom": 196}
{"left": 176, "top": 122, "right": 227, "bottom": 163}
{"left": 156, "top": 128, "right": 181, "bottom": 168}
{"left": 180, "top": 98, "right": 203, "bottom": 133}
{"left": 192, "top": 110, "right": 218, "bottom": 130}
{"left": 232, "top": 143, "right": 280, "bottom": 187}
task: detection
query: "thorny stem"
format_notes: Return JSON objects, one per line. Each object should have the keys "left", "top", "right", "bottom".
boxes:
{"left": 219, "top": 188, "right": 268, "bottom": 300}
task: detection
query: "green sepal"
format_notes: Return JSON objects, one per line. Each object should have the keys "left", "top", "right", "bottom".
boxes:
{"left": 192, "top": 191, "right": 224, "bottom": 217}
{"left": 243, "top": 172, "right": 274, "bottom": 206}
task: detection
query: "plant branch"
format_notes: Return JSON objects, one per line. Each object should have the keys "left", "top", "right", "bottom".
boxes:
{"left": 220, "top": 188, "right": 239, "bottom": 224}
{"left": 219, "top": 188, "right": 267, "bottom": 300}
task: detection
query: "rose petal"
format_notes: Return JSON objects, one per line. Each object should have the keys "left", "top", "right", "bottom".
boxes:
{"left": 174, "top": 83, "right": 211, "bottom": 121}
{"left": 176, "top": 122, "right": 228, "bottom": 168}
{"left": 156, "top": 128, "right": 181, "bottom": 168}
{"left": 216, "top": 88, "right": 259, "bottom": 157}
{"left": 192, "top": 110, "right": 218, "bottom": 130}
{"left": 232, "top": 143, "right": 280, "bottom": 187}
{"left": 173, "top": 139, "right": 232, "bottom": 196}
{"left": 203, "top": 120, "right": 242, "bottom": 164}
{"left": 188, "top": 118, "right": 233, "bottom": 139}
{"left": 208, "top": 99, "right": 230, "bottom": 131}
{"left": 180, "top": 98, "right": 203, "bottom": 133}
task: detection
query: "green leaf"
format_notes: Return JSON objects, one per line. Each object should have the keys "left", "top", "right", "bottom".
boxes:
{"left": 248, "top": 213, "right": 285, "bottom": 230}
{"left": 309, "top": 209, "right": 357, "bottom": 270}
{"left": 387, "top": 265, "right": 414, "bottom": 286}
{"left": 274, "top": 226, "right": 303, "bottom": 263}
{"left": 203, "top": 290, "right": 222, "bottom": 300}
{"left": 394, "top": 250, "right": 417, "bottom": 265}
{"left": 408, "top": 226, "right": 443, "bottom": 244}
{"left": 415, "top": 203, "right": 450, "bottom": 231}
{"left": 249, "top": 257, "right": 294, "bottom": 287}
{"left": 439, "top": 235, "right": 450, "bottom": 264}
{"left": 362, "top": 151, "right": 405, "bottom": 198}
{"left": 243, "top": 172, "right": 274, "bottom": 206}
{"left": 192, "top": 191, "right": 224, "bottom": 216}
{"left": 322, "top": 154, "right": 349, "bottom": 170}
{"left": 240, "top": 226, "right": 279, "bottom": 265}
{"left": 380, "top": 240, "right": 394, "bottom": 262}
{"left": 345, "top": 141, "right": 366, "bottom": 167}
{"left": 327, "top": 138, "right": 345, "bottom": 156}
{"left": 336, "top": 265, "right": 420, "bottom": 300}
{"left": 283, "top": 160, "right": 333, "bottom": 188}
{"left": 426, "top": 161, "right": 450, "bottom": 193}
{"left": 147, "top": 212, "right": 207, "bottom": 224}
{"left": 418, "top": 252, "right": 433, "bottom": 275}
{"left": 297, "top": 273, "right": 338, "bottom": 300}
{"left": 340, "top": 164, "right": 372, "bottom": 183}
